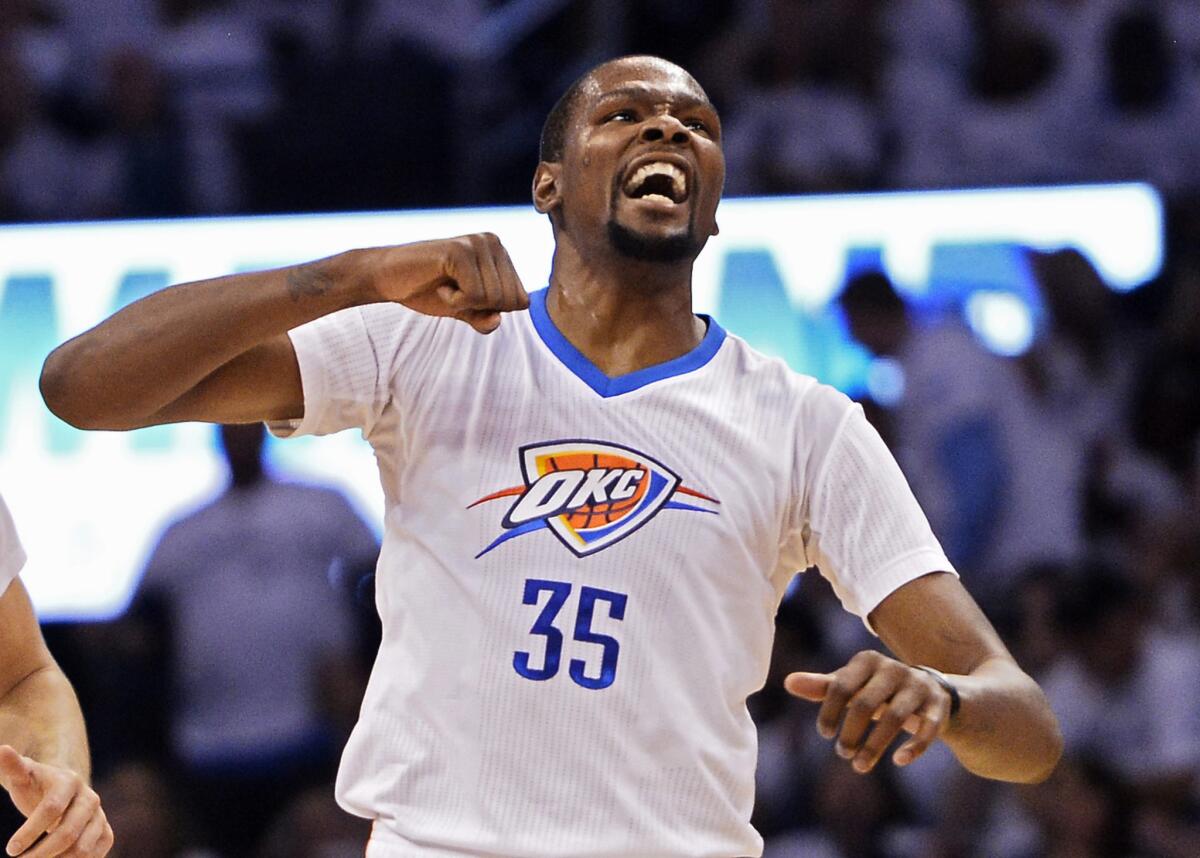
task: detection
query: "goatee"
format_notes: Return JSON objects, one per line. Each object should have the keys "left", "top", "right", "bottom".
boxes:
{"left": 607, "top": 220, "right": 699, "bottom": 263}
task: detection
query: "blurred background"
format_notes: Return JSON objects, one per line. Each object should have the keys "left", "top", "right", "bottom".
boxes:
{"left": 1, "top": 0, "right": 1199, "bottom": 856}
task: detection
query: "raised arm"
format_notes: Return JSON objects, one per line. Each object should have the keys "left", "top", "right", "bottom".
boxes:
{"left": 786, "top": 571, "right": 1062, "bottom": 784}
{"left": 0, "top": 579, "right": 112, "bottom": 856}
{"left": 40, "top": 234, "right": 529, "bottom": 430}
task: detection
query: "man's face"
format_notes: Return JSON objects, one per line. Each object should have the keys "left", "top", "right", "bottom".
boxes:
{"left": 552, "top": 59, "right": 724, "bottom": 264}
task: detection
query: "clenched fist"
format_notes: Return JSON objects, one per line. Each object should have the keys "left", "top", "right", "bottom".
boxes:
{"left": 0, "top": 746, "right": 112, "bottom": 857}
{"left": 360, "top": 233, "right": 530, "bottom": 334}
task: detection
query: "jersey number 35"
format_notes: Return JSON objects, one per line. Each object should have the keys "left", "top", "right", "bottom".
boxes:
{"left": 514, "top": 578, "right": 627, "bottom": 690}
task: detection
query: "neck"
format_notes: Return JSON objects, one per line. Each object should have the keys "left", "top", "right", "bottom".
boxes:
{"left": 545, "top": 241, "right": 705, "bottom": 377}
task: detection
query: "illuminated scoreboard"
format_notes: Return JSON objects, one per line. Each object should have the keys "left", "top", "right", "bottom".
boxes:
{"left": 0, "top": 184, "right": 1163, "bottom": 619}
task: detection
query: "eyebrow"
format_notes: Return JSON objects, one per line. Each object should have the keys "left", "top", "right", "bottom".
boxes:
{"left": 594, "top": 86, "right": 716, "bottom": 112}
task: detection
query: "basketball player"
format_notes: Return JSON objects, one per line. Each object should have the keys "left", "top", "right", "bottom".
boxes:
{"left": 0, "top": 494, "right": 113, "bottom": 857}
{"left": 40, "top": 56, "right": 1061, "bottom": 857}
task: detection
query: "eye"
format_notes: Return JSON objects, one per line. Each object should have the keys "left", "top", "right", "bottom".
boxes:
{"left": 684, "top": 118, "right": 711, "bottom": 135}
{"left": 605, "top": 109, "right": 637, "bottom": 123}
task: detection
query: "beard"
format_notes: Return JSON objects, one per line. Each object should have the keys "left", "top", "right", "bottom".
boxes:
{"left": 606, "top": 219, "right": 700, "bottom": 263}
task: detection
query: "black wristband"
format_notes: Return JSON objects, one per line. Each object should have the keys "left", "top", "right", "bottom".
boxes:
{"left": 916, "top": 665, "right": 961, "bottom": 717}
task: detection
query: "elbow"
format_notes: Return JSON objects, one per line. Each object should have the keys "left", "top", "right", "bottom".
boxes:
{"left": 1005, "top": 692, "right": 1064, "bottom": 785}
{"left": 962, "top": 716, "right": 1063, "bottom": 785}
{"left": 40, "top": 346, "right": 109, "bottom": 430}
{"left": 957, "top": 672, "right": 1065, "bottom": 785}
{"left": 1022, "top": 715, "right": 1064, "bottom": 785}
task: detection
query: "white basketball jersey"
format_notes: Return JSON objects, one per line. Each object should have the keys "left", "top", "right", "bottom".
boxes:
{"left": 273, "top": 288, "right": 954, "bottom": 858}
{"left": 0, "top": 492, "right": 26, "bottom": 598}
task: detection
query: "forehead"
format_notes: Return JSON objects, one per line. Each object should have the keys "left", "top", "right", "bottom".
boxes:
{"left": 582, "top": 59, "right": 711, "bottom": 110}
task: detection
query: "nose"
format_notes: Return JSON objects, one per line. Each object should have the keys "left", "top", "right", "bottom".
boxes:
{"left": 639, "top": 114, "right": 689, "bottom": 145}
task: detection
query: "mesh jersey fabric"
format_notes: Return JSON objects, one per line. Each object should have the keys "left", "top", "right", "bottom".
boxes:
{"left": 270, "top": 289, "right": 956, "bottom": 858}
{"left": 0, "top": 492, "right": 27, "bottom": 598}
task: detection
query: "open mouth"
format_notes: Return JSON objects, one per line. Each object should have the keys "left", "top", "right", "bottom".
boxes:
{"left": 623, "top": 161, "right": 689, "bottom": 205}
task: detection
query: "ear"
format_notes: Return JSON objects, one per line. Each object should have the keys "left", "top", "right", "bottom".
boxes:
{"left": 532, "top": 162, "right": 562, "bottom": 215}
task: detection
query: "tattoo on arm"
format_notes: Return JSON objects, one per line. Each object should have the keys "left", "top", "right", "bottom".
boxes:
{"left": 286, "top": 263, "right": 335, "bottom": 303}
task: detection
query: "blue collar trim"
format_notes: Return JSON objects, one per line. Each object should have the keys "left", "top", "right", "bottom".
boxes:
{"left": 528, "top": 287, "right": 727, "bottom": 398}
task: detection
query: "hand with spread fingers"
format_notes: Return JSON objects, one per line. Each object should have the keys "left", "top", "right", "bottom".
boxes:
{"left": 785, "top": 650, "right": 954, "bottom": 775}
{"left": 0, "top": 746, "right": 113, "bottom": 858}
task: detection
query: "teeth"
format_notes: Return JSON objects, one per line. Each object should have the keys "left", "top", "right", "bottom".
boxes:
{"left": 642, "top": 193, "right": 673, "bottom": 204}
{"left": 624, "top": 161, "right": 687, "bottom": 200}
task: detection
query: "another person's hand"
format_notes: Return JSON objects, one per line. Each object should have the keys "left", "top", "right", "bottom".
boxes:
{"left": 363, "top": 234, "right": 530, "bottom": 334}
{"left": 0, "top": 745, "right": 113, "bottom": 857}
{"left": 784, "top": 650, "right": 953, "bottom": 774}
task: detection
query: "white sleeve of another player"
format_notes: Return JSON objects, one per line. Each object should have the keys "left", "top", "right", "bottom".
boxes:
{"left": 268, "top": 303, "right": 443, "bottom": 440}
{"left": 0, "top": 493, "right": 27, "bottom": 598}
{"left": 801, "top": 386, "right": 956, "bottom": 630}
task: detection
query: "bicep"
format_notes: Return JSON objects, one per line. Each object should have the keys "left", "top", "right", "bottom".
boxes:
{"left": 148, "top": 335, "right": 304, "bottom": 426}
{"left": 0, "top": 580, "right": 55, "bottom": 697}
{"left": 868, "top": 570, "right": 1012, "bottom": 675}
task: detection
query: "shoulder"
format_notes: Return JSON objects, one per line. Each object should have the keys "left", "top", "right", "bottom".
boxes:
{"left": 715, "top": 332, "right": 858, "bottom": 443}
{"left": 716, "top": 331, "right": 824, "bottom": 405}
{"left": 727, "top": 334, "right": 856, "bottom": 413}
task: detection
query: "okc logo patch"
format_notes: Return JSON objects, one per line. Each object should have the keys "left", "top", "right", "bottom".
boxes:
{"left": 470, "top": 440, "right": 720, "bottom": 558}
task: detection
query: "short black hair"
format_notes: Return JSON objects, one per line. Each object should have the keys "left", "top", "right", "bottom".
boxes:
{"left": 538, "top": 55, "right": 709, "bottom": 164}
{"left": 539, "top": 70, "right": 593, "bottom": 164}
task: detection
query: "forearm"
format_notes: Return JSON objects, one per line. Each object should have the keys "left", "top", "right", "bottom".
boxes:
{"left": 0, "top": 666, "right": 90, "bottom": 782}
{"left": 40, "top": 251, "right": 371, "bottom": 429}
{"left": 941, "top": 655, "right": 1061, "bottom": 784}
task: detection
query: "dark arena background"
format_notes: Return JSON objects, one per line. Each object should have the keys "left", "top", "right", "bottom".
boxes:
{"left": 2, "top": 1, "right": 1200, "bottom": 856}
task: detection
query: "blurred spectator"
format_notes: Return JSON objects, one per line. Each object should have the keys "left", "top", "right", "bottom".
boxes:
{"left": 715, "top": 0, "right": 887, "bottom": 195}
{"left": 91, "top": 48, "right": 190, "bottom": 218}
{"left": 153, "top": 0, "right": 274, "bottom": 214}
{"left": 1017, "top": 754, "right": 1137, "bottom": 858}
{"left": 1027, "top": 248, "right": 1185, "bottom": 553}
{"left": 0, "top": 42, "right": 112, "bottom": 221}
{"left": 135, "top": 423, "right": 378, "bottom": 856}
{"left": 753, "top": 593, "right": 830, "bottom": 839}
{"left": 1043, "top": 568, "right": 1200, "bottom": 801}
{"left": 248, "top": 0, "right": 348, "bottom": 64}
{"left": 357, "top": 0, "right": 486, "bottom": 65}
{"left": 44, "top": 0, "right": 161, "bottom": 99}
{"left": 999, "top": 564, "right": 1069, "bottom": 680}
{"left": 625, "top": 0, "right": 738, "bottom": 76}
{"left": 1130, "top": 279, "right": 1200, "bottom": 487}
{"left": 763, "top": 755, "right": 912, "bottom": 858}
{"left": 255, "top": 785, "right": 372, "bottom": 858}
{"left": 838, "top": 271, "right": 1069, "bottom": 607}
{"left": 1097, "top": 6, "right": 1195, "bottom": 184}
{"left": 240, "top": 0, "right": 454, "bottom": 212}
{"left": 2, "top": 1, "right": 71, "bottom": 94}
{"left": 1065, "top": 1, "right": 1200, "bottom": 195}
{"left": 97, "top": 761, "right": 213, "bottom": 858}
{"left": 887, "top": 0, "right": 1092, "bottom": 189}
{"left": 878, "top": 0, "right": 974, "bottom": 189}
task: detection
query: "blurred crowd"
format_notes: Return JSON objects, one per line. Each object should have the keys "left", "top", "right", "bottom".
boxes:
{"left": 3, "top": 0, "right": 1200, "bottom": 219}
{"left": 2, "top": 0, "right": 1200, "bottom": 856}
{"left": 759, "top": 240, "right": 1200, "bottom": 857}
